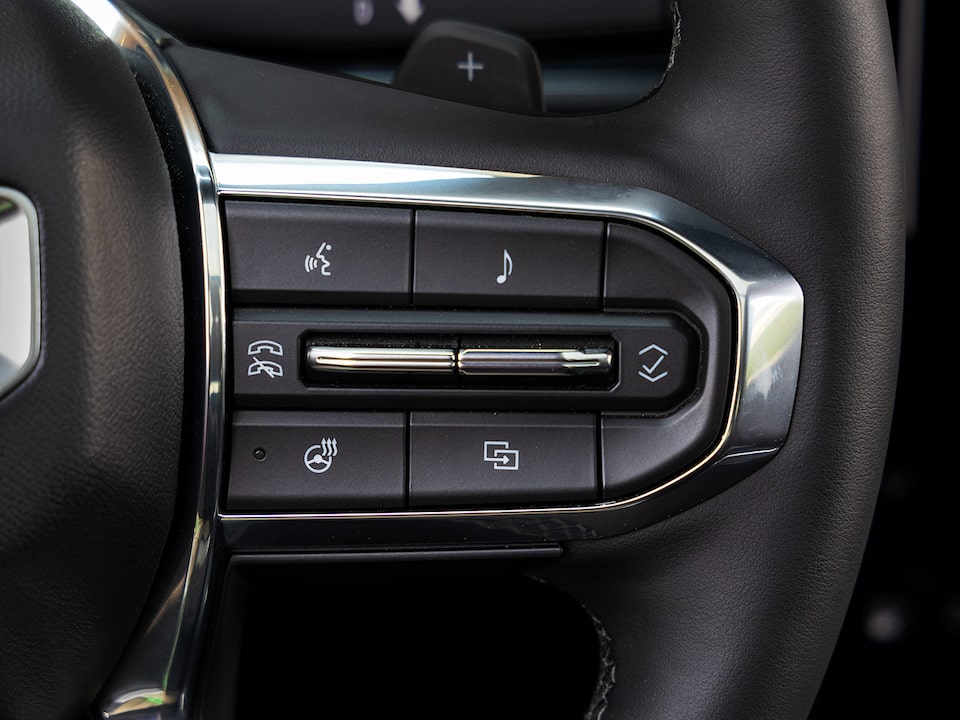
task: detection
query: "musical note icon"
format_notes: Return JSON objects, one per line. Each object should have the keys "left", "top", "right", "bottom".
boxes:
{"left": 496, "top": 249, "right": 513, "bottom": 285}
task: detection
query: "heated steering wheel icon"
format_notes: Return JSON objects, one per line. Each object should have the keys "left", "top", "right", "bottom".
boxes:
{"left": 303, "top": 438, "right": 338, "bottom": 474}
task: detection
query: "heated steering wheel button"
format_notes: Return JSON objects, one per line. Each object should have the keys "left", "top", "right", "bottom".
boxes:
{"left": 409, "top": 412, "right": 596, "bottom": 506}
{"left": 414, "top": 211, "right": 602, "bottom": 309}
{"left": 228, "top": 411, "right": 405, "bottom": 511}
{"left": 226, "top": 202, "right": 412, "bottom": 306}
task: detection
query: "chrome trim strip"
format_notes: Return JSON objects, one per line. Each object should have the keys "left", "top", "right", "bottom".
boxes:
{"left": 306, "top": 345, "right": 457, "bottom": 373}
{"left": 457, "top": 347, "right": 613, "bottom": 376}
{"left": 211, "top": 152, "right": 803, "bottom": 518}
{"left": 0, "top": 188, "right": 41, "bottom": 400}
{"left": 304, "top": 345, "right": 611, "bottom": 376}
{"left": 68, "top": 1, "right": 226, "bottom": 718}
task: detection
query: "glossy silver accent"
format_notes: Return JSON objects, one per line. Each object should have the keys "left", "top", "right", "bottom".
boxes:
{"left": 457, "top": 347, "right": 613, "bottom": 376}
{"left": 0, "top": 189, "right": 41, "bottom": 400}
{"left": 212, "top": 152, "right": 803, "bottom": 536}
{"left": 305, "top": 344, "right": 610, "bottom": 377}
{"left": 306, "top": 345, "right": 456, "bottom": 373}
{"left": 68, "top": 1, "right": 226, "bottom": 718}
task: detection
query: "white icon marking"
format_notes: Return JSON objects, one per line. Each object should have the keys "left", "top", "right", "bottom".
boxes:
{"left": 395, "top": 0, "right": 424, "bottom": 25}
{"left": 483, "top": 440, "right": 519, "bottom": 471}
{"left": 353, "top": 0, "right": 374, "bottom": 26}
{"left": 247, "top": 340, "right": 283, "bottom": 357}
{"left": 247, "top": 340, "right": 284, "bottom": 379}
{"left": 637, "top": 344, "right": 669, "bottom": 383}
{"left": 496, "top": 249, "right": 513, "bottom": 285}
{"left": 457, "top": 51, "right": 485, "bottom": 82}
{"left": 304, "top": 438, "right": 338, "bottom": 474}
{"left": 305, "top": 243, "right": 332, "bottom": 276}
{"left": 642, "top": 354, "right": 665, "bottom": 374}
{"left": 247, "top": 358, "right": 283, "bottom": 378}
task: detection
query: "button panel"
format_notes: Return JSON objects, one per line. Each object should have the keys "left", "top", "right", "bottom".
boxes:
{"left": 223, "top": 202, "right": 734, "bottom": 511}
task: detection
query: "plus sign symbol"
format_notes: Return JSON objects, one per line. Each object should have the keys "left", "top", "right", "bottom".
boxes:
{"left": 456, "top": 51, "right": 484, "bottom": 82}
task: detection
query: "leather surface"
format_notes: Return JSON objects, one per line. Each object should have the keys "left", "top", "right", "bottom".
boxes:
{"left": 0, "top": 1, "right": 183, "bottom": 718}
{"left": 166, "top": 0, "right": 904, "bottom": 717}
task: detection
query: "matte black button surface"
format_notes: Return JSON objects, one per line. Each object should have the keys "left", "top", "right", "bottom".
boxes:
{"left": 601, "top": 410, "right": 719, "bottom": 499}
{"left": 604, "top": 221, "right": 731, "bottom": 314}
{"left": 226, "top": 202, "right": 411, "bottom": 305}
{"left": 228, "top": 411, "right": 405, "bottom": 510}
{"left": 409, "top": 412, "right": 596, "bottom": 506}
{"left": 413, "top": 211, "right": 603, "bottom": 309}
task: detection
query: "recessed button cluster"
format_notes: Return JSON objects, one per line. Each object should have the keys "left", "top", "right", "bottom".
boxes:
{"left": 223, "top": 200, "right": 733, "bottom": 512}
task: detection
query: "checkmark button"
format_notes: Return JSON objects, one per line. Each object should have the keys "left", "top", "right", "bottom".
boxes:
{"left": 638, "top": 344, "right": 670, "bottom": 383}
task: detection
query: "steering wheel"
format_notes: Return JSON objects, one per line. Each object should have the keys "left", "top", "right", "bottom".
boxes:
{"left": 0, "top": 0, "right": 904, "bottom": 718}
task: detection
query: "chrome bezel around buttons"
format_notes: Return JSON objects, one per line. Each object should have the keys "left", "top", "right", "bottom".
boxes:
{"left": 212, "top": 152, "right": 804, "bottom": 547}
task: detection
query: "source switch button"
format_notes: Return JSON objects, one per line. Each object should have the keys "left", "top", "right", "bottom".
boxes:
{"left": 409, "top": 412, "right": 597, "bottom": 506}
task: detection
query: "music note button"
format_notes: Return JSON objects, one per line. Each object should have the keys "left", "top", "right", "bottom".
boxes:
{"left": 413, "top": 210, "right": 603, "bottom": 309}
{"left": 496, "top": 249, "right": 513, "bottom": 285}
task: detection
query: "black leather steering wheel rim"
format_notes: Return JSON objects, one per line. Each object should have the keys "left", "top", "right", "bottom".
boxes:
{"left": 0, "top": 0, "right": 904, "bottom": 718}
{"left": 0, "top": 1, "right": 184, "bottom": 718}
